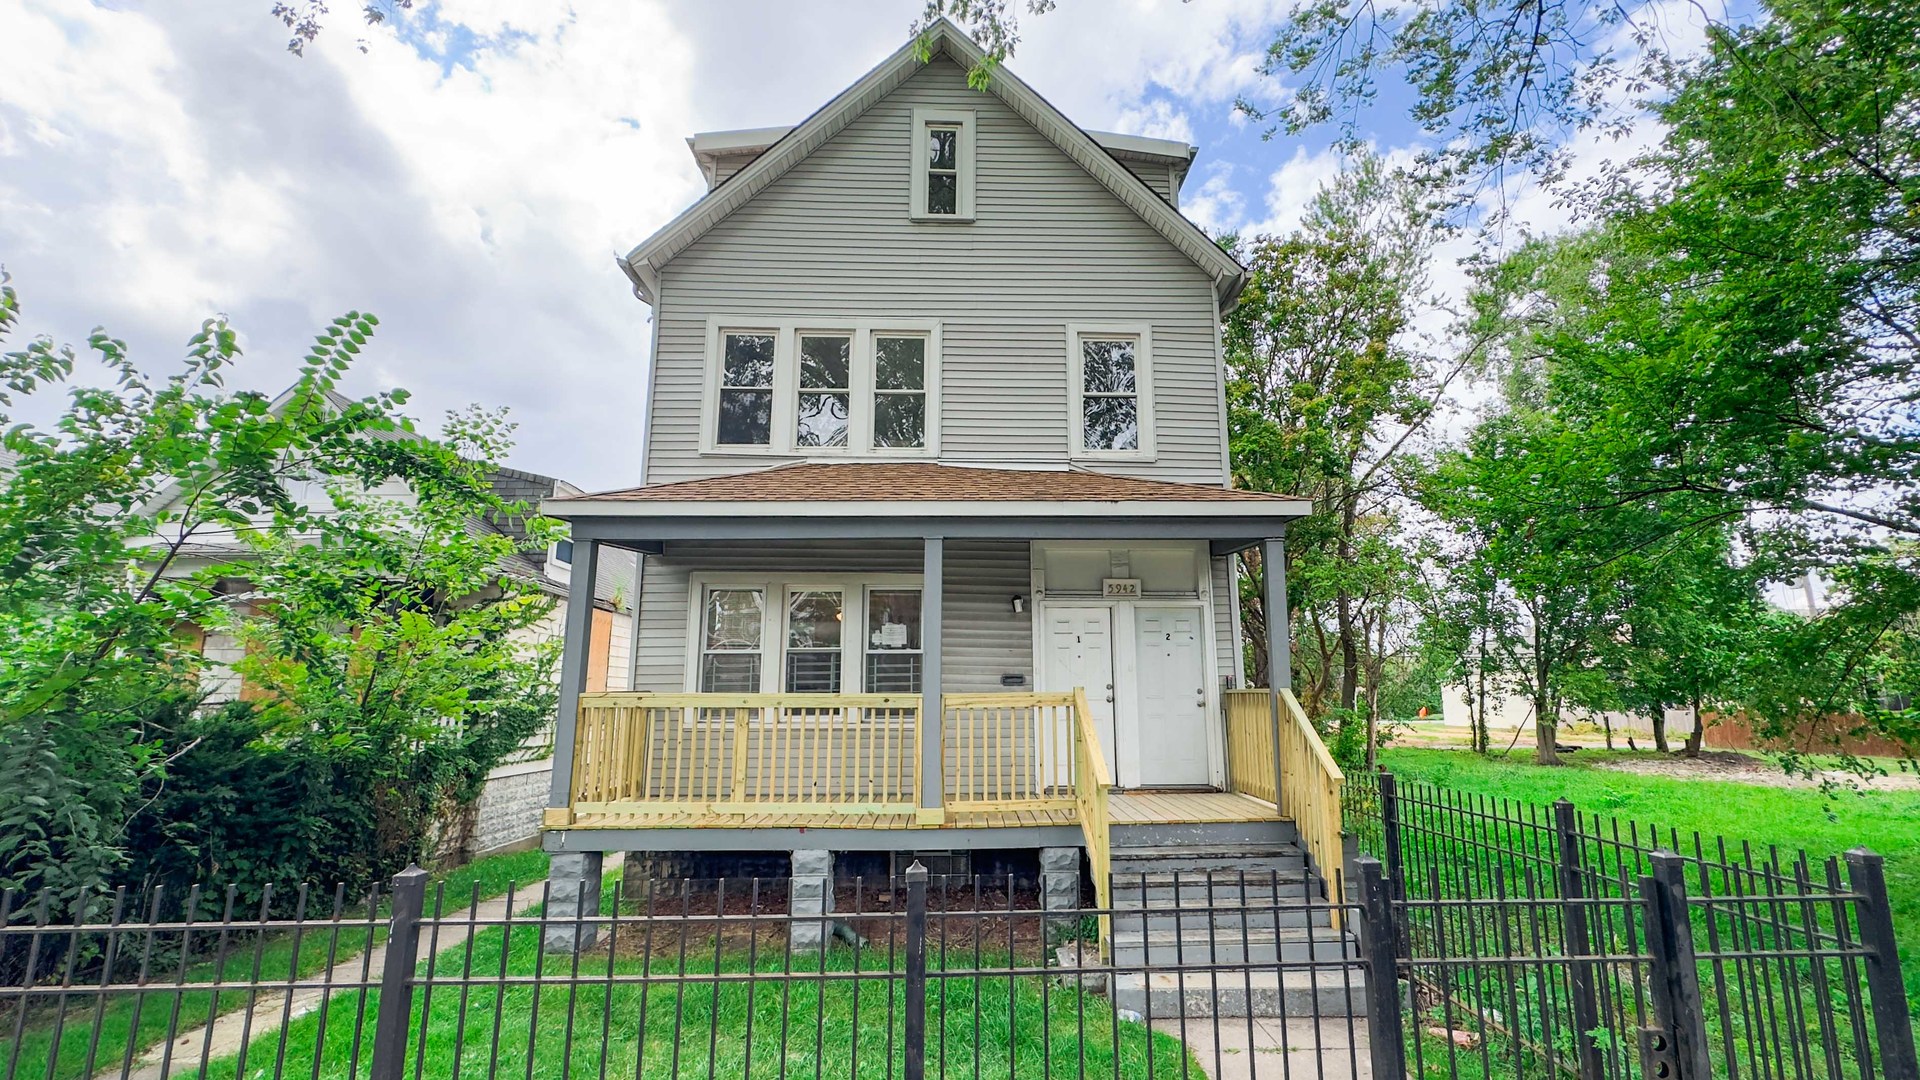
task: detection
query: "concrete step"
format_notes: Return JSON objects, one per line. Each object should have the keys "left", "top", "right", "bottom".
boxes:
{"left": 1111, "top": 844, "right": 1309, "bottom": 876}
{"left": 1109, "top": 927, "right": 1359, "bottom": 967}
{"left": 1110, "top": 874, "right": 1318, "bottom": 907}
{"left": 1110, "top": 902, "right": 1336, "bottom": 933}
{"left": 1110, "top": 820, "right": 1299, "bottom": 850}
{"left": 1112, "top": 969, "right": 1369, "bottom": 1018}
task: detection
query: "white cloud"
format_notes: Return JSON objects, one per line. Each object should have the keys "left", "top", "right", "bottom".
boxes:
{"left": 0, "top": 0, "right": 1706, "bottom": 489}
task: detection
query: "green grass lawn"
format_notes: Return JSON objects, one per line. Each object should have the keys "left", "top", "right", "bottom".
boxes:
{"left": 204, "top": 917, "right": 1193, "bottom": 1080}
{"left": 1379, "top": 747, "right": 1920, "bottom": 1010}
{"left": 2, "top": 848, "right": 551, "bottom": 1080}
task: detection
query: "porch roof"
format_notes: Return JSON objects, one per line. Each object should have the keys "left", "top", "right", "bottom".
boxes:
{"left": 542, "top": 463, "right": 1308, "bottom": 545}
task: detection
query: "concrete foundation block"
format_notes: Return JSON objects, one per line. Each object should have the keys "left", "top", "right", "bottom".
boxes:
{"left": 790, "top": 848, "right": 835, "bottom": 953}
{"left": 543, "top": 850, "right": 604, "bottom": 953}
{"left": 1041, "top": 846, "right": 1083, "bottom": 939}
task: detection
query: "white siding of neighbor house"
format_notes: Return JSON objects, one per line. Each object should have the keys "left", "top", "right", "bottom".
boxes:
{"left": 644, "top": 57, "right": 1229, "bottom": 487}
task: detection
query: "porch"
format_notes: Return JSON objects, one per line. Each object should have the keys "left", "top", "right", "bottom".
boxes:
{"left": 540, "top": 687, "right": 1346, "bottom": 897}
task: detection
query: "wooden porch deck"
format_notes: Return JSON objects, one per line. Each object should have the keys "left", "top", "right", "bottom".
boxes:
{"left": 565, "top": 789, "right": 1280, "bottom": 832}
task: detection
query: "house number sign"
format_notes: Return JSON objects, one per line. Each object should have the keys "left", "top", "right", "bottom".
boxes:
{"left": 1102, "top": 578, "right": 1142, "bottom": 598}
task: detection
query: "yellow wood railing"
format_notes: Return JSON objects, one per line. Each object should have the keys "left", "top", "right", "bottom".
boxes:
{"left": 1277, "top": 688, "right": 1346, "bottom": 925}
{"left": 1069, "top": 686, "right": 1114, "bottom": 948}
{"left": 1222, "top": 688, "right": 1278, "bottom": 803}
{"left": 943, "top": 692, "right": 1079, "bottom": 811}
{"left": 568, "top": 692, "right": 921, "bottom": 816}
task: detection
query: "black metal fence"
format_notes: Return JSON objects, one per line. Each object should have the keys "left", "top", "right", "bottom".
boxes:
{"left": 1347, "top": 770, "right": 1919, "bottom": 1080}
{"left": 1, "top": 772, "right": 1913, "bottom": 1080}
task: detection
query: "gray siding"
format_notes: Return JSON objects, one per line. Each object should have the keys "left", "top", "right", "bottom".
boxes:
{"left": 1210, "top": 554, "right": 1239, "bottom": 689}
{"left": 646, "top": 57, "right": 1228, "bottom": 486}
{"left": 632, "top": 538, "right": 1031, "bottom": 694}
{"left": 1115, "top": 158, "right": 1178, "bottom": 205}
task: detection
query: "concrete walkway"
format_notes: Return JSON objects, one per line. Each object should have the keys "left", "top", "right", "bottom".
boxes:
{"left": 1156, "top": 1017, "right": 1372, "bottom": 1080}
{"left": 106, "top": 880, "right": 551, "bottom": 1080}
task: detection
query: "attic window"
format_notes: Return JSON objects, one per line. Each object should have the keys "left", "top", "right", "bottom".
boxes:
{"left": 910, "top": 108, "right": 975, "bottom": 221}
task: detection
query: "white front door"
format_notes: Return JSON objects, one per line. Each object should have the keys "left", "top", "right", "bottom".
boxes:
{"left": 1132, "top": 606, "right": 1211, "bottom": 786}
{"left": 1042, "top": 606, "right": 1118, "bottom": 781}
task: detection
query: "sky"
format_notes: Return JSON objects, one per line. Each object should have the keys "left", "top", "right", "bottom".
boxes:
{"left": 0, "top": 0, "right": 1684, "bottom": 491}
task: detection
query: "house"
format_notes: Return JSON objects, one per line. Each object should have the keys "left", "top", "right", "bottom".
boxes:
{"left": 538, "top": 23, "right": 1348, "bottom": 1002}
{"left": 144, "top": 387, "right": 638, "bottom": 857}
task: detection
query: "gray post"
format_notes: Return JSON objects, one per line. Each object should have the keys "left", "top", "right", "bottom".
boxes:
{"left": 1554, "top": 800, "right": 1605, "bottom": 1080}
{"left": 1642, "top": 852, "right": 1711, "bottom": 1080}
{"left": 919, "top": 537, "right": 944, "bottom": 821}
{"left": 547, "top": 537, "right": 602, "bottom": 823}
{"left": 1262, "top": 534, "right": 1290, "bottom": 806}
{"left": 1357, "top": 856, "right": 1406, "bottom": 1080}
{"left": 1846, "top": 848, "right": 1920, "bottom": 1080}
{"left": 903, "top": 861, "right": 928, "bottom": 1080}
{"left": 370, "top": 865, "right": 428, "bottom": 1080}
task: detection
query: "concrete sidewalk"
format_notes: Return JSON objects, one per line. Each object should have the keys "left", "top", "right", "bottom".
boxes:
{"left": 1156, "top": 1016, "right": 1372, "bottom": 1080}
{"left": 106, "top": 879, "right": 552, "bottom": 1080}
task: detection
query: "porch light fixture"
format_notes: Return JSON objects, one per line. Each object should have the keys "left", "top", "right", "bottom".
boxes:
{"left": 1011, "top": 594, "right": 1025, "bottom": 614}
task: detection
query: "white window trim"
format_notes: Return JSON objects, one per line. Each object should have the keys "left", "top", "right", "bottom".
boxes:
{"left": 701, "top": 316, "right": 942, "bottom": 458}
{"left": 1066, "top": 323, "right": 1156, "bottom": 461}
{"left": 684, "top": 572, "right": 924, "bottom": 694}
{"left": 908, "top": 107, "right": 976, "bottom": 222}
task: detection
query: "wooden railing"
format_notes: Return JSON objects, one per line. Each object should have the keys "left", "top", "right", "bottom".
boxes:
{"left": 1277, "top": 688, "right": 1346, "bottom": 924}
{"left": 569, "top": 693, "right": 921, "bottom": 815}
{"left": 1070, "top": 686, "right": 1113, "bottom": 948}
{"left": 1223, "top": 687, "right": 1348, "bottom": 923}
{"left": 1222, "top": 688, "right": 1278, "bottom": 803}
{"left": 943, "top": 692, "right": 1079, "bottom": 811}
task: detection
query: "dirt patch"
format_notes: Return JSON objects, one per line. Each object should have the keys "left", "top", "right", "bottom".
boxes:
{"left": 1587, "top": 750, "right": 1920, "bottom": 791}
{"left": 608, "top": 879, "right": 1054, "bottom": 961}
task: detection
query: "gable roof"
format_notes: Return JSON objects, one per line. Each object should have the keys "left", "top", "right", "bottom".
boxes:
{"left": 619, "top": 19, "right": 1248, "bottom": 309}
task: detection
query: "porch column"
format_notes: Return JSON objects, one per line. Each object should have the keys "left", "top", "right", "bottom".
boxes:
{"left": 1263, "top": 534, "right": 1290, "bottom": 808}
{"left": 545, "top": 537, "right": 601, "bottom": 826}
{"left": 919, "top": 536, "right": 944, "bottom": 824}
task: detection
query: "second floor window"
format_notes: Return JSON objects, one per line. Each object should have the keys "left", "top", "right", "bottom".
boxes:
{"left": 797, "top": 335, "right": 852, "bottom": 448}
{"left": 705, "top": 320, "right": 940, "bottom": 456}
{"left": 873, "top": 335, "right": 927, "bottom": 449}
{"left": 717, "top": 332, "right": 775, "bottom": 446}
{"left": 1068, "top": 325, "right": 1156, "bottom": 459}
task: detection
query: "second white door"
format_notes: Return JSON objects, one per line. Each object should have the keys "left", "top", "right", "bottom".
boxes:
{"left": 1132, "top": 606, "right": 1211, "bottom": 786}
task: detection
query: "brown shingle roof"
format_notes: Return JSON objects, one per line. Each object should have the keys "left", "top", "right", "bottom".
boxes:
{"left": 563, "top": 463, "right": 1300, "bottom": 504}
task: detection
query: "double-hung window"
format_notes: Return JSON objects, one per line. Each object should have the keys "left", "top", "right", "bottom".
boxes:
{"left": 864, "top": 588, "right": 923, "bottom": 693}
{"left": 715, "top": 332, "right": 776, "bottom": 446}
{"left": 796, "top": 335, "right": 852, "bottom": 448}
{"left": 909, "top": 108, "right": 975, "bottom": 221}
{"left": 1068, "top": 325, "right": 1155, "bottom": 459}
{"left": 784, "top": 589, "right": 844, "bottom": 692}
{"left": 698, "top": 588, "right": 764, "bottom": 692}
{"left": 706, "top": 320, "right": 940, "bottom": 455}
{"left": 872, "top": 335, "right": 928, "bottom": 449}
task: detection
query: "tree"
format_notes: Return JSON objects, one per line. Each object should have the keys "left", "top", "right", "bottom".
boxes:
{"left": 0, "top": 274, "right": 557, "bottom": 904}
{"left": 1225, "top": 156, "right": 1449, "bottom": 742}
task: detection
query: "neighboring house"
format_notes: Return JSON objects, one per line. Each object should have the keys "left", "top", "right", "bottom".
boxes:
{"left": 538, "top": 24, "right": 1342, "bottom": 999}
{"left": 143, "top": 387, "right": 637, "bottom": 857}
